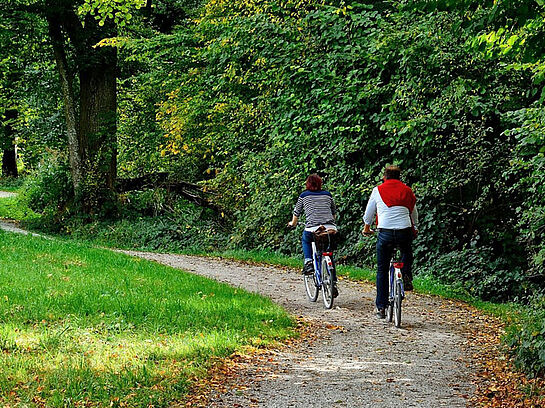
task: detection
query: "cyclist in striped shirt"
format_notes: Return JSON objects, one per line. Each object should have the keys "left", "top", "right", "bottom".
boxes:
{"left": 288, "top": 174, "right": 338, "bottom": 294}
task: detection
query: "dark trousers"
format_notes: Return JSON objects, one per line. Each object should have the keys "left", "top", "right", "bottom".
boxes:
{"left": 376, "top": 228, "right": 413, "bottom": 309}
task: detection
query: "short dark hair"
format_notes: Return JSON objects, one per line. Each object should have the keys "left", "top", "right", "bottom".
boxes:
{"left": 384, "top": 165, "right": 401, "bottom": 180}
{"left": 306, "top": 173, "right": 322, "bottom": 191}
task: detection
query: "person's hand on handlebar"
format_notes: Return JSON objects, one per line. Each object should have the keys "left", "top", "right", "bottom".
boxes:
{"left": 362, "top": 224, "right": 374, "bottom": 237}
{"left": 287, "top": 215, "right": 298, "bottom": 229}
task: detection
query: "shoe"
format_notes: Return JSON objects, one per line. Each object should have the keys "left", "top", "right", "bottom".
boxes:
{"left": 376, "top": 308, "right": 386, "bottom": 319}
{"left": 403, "top": 277, "right": 414, "bottom": 291}
{"left": 332, "top": 284, "right": 339, "bottom": 298}
{"left": 302, "top": 261, "right": 314, "bottom": 276}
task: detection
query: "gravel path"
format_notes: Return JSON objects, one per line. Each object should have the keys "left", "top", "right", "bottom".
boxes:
{"left": 122, "top": 251, "right": 475, "bottom": 407}
{"left": 0, "top": 210, "right": 475, "bottom": 407}
{"left": 0, "top": 191, "right": 16, "bottom": 198}
{"left": 0, "top": 219, "right": 44, "bottom": 237}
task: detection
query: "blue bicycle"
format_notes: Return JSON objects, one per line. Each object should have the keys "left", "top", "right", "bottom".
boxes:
{"left": 304, "top": 229, "right": 337, "bottom": 309}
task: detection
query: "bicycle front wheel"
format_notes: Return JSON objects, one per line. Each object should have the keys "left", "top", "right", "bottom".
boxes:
{"left": 304, "top": 270, "right": 319, "bottom": 302}
{"left": 387, "top": 266, "right": 394, "bottom": 322}
{"left": 394, "top": 280, "right": 402, "bottom": 328}
{"left": 387, "top": 299, "right": 394, "bottom": 322}
{"left": 321, "top": 257, "right": 334, "bottom": 309}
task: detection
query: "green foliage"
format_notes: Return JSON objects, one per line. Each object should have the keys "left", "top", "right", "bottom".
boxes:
{"left": 0, "top": 177, "right": 24, "bottom": 191}
{"left": 20, "top": 154, "right": 73, "bottom": 221}
{"left": 504, "top": 107, "right": 545, "bottom": 274}
{"left": 78, "top": 0, "right": 146, "bottom": 27}
{"left": 66, "top": 191, "right": 229, "bottom": 252}
{"left": 140, "top": 0, "right": 534, "bottom": 299}
{"left": 506, "top": 294, "right": 545, "bottom": 377}
{"left": 0, "top": 194, "right": 38, "bottom": 222}
{"left": 421, "top": 247, "right": 527, "bottom": 301}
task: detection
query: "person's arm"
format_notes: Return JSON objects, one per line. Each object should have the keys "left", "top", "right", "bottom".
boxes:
{"left": 288, "top": 215, "right": 299, "bottom": 227}
{"left": 289, "top": 196, "right": 303, "bottom": 227}
{"left": 362, "top": 189, "right": 377, "bottom": 235}
{"left": 410, "top": 203, "right": 419, "bottom": 231}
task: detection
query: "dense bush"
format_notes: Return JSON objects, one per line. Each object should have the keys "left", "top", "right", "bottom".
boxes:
{"left": 67, "top": 190, "right": 229, "bottom": 252}
{"left": 422, "top": 247, "right": 527, "bottom": 301}
{"left": 20, "top": 154, "right": 73, "bottom": 218}
{"left": 506, "top": 294, "right": 545, "bottom": 377}
{"left": 138, "top": 0, "right": 538, "bottom": 300}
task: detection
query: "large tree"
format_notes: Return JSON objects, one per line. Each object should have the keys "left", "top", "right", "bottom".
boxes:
{"left": 2, "top": 0, "right": 145, "bottom": 210}
{"left": 46, "top": 0, "right": 119, "bottom": 209}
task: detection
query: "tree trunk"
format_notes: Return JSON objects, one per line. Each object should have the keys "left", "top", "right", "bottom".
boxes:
{"left": 2, "top": 109, "right": 18, "bottom": 178}
{"left": 47, "top": 14, "right": 83, "bottom": 190}
{"left": 47, "top": 9, "right": 118, "bottom": 212}
{"left": 79, "top": 61, "right": 117, "bottom": 191}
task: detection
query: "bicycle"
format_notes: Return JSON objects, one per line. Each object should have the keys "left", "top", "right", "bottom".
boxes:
{"left": 303, "top": 230, "right": 337, "bottom": 309}
{"left": 387, "top": 248, "right": 405, "bottom": 328}
{"left": 362, "top": 230, "right": 407, "bottom": 328}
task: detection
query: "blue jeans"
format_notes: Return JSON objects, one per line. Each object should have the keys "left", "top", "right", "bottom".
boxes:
{"left": 302, "top": 230, "right": 337, "bottom": 282}
{"left": 376, "top": 228, "right": 413, "bottom": 309}
{"left": 302, "top": 230, "right": 314, "bottom": 262}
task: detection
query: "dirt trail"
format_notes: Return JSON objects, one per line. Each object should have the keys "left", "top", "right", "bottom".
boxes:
{"left": 0, "top": 210, "right": 475, "bottom": 407}
{"left": 122, "top": 251, "right": 475, "bottom": 408}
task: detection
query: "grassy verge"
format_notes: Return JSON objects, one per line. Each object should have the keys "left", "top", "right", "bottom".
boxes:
{"left": 0, "top": 194, "right": 39, "bottom": 222}
{"left": 0, "top": 177, "right": 25, "bottom": 192}
{"left": 0, "top": 230, "right": 294, "bottom": 407}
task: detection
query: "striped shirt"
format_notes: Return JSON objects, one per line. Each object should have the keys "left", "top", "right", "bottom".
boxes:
{"left": 293, "top": 190, "right": 337, "bottom": 229}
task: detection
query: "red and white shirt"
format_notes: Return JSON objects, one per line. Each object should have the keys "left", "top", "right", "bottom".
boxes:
{"left": 363, "top": 179, "right": 418, "bottom": 230}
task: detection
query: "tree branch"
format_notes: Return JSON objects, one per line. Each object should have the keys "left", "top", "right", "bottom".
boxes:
{"left": 117, "top": 173, "right": 219, "bottom": 211}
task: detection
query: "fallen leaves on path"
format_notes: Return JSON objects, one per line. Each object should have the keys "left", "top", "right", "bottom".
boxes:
{"left": 182, "top": 317, "right": 318, "bottom": 407}
{"left": 458, "top": 305, "right": 545, "bottom": 408}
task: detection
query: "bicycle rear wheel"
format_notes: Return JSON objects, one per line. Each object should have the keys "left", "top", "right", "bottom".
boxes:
{"left": 321, "top": 257, "right": 334, "bottom": 309}
{"left": 304, "top": 270, "right": 319, "bottom": 302}
{"left": 394, "top": 280, "right": 402, "bottom": 328}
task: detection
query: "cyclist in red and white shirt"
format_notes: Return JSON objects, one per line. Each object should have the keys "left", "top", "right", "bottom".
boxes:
{"left": 362, "top": 165, "right": 418, "bottom": 318}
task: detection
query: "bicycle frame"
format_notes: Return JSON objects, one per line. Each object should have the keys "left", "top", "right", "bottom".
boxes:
{"left": 311, "top": 242, "right": 334, "bottom": 288}
{"left": 389, "top": 260, "right": 405, "bottom": 300}
{"left": 387, "top": 249, "right": 405, "bottom": 327}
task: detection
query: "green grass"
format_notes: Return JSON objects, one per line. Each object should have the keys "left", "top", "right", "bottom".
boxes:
{"left": 0, "top": 195, "right": 39, "bottom": 222}
{"left": 0, "top": 230, "right": 294, "bottom": 407}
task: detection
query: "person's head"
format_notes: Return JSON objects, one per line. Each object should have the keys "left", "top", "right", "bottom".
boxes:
{"left": 384, "top": 165, "right": 401, "bottom": 180}
{"left": 306, "top": 173, "right": 323, "bottom": 191}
